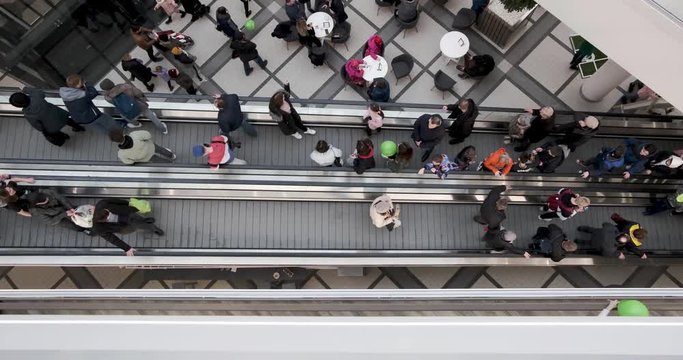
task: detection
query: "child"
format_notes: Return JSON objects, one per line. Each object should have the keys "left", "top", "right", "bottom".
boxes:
{"left": 418, "top": 154, "right": 459, "bottom": 180}
{"left": 362, "top": 103, "right": 384, "bottom": 136}
{"left": 310, "top": 140, "right": 343, "bottom": 167}
{"left": 168, "top": 69, "right": 197, "bottom": 95}
{"left": 153, "top": 66, "right": 175, "bottom": 91}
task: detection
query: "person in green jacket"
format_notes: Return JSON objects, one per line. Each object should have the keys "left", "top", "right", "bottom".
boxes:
{"left": 570, "top": 39, "right": 595, "bottom": 70}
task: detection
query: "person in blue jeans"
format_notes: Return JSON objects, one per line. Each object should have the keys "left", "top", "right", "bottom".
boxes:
{"left": 214, "top": 93, "right": 257, "bottom": 137}
{"left": 59, "top": 74, "right": 117, "bottom": 134}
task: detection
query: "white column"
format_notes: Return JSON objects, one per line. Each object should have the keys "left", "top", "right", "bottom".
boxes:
{"left": 579, "top": 60, "right": 630, "bottom": 102}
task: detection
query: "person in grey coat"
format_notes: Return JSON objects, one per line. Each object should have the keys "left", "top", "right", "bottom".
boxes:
{"left": 59, "top": 74, "right": 118, "bottom": 134}
{"left": 99, "top": 79, "right": 168, "bottom": 134}
{"left": 25, "top": 188, "right": 88, "bottom": 233}
{"left": 10, "top": 88, "right": 85, "bottom": 146}
{"left": 214, "top": 93, "right": 257, "bottom": 137}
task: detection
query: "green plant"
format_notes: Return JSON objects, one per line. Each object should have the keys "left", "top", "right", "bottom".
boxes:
{"left": 499, "top": 0, "right": 537, "bottom": 12}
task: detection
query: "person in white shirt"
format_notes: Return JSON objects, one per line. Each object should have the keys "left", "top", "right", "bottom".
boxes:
{"left": 369, "top": 194, "right": 401, "bottom": 231}
{"left": 310, "top": 140, "right": 343, "bottom": 167}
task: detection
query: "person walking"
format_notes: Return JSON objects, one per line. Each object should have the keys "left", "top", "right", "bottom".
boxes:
{"left": 367, "top": 78, "right": 391, "bottom": 103}
{"left": 362, "top": 103, "right": 384, "bottom": 136}
{"left": 538, "top": 188, "right": 590, "bottom": 221}
{"left": 569, "top": 39, "right": 595, "bottom": 70}
{"left": 178, "top": 0, "right": 210, "bottom": 22}
{"left": 59, "top": 74, "right": 117, "bottom": 134}
{"left": 168, "top": 69, "right": 197, "bottom": 95}
{"left": 269, "top": 84, "right": 315, "bottom": 139}
{"left": 514, "top": 106, "right": 555, "bottom": 152}
{"left": 611, "top": 213, "right": 648, "bottom": 252}
{"left": 241, "top": 0, "right": 253, "bottom": 17}
{"left": 230, "top": 32, "right": 268, "bottom": 76}
{"left": 386, "top": 142, "right": 414, "bottom": 172}
{"left": 529, "top": 224, "right": 577, "bottom": 262}
{"left": 121, "top": 54, "right": 157, "bottom": 92}
{"left": 9, "top": 88, "right": 85, "bottom": 146}
{"left": 481, "top": 147, "right": 513, "bottom": 176}
{"left": 444, "top": 98, "right": 479, "bottom": 145}
{"left": 154, "top": 0, "right": 180, "bottom": 24}
{"left": 474, "top": 185, "right": 509, "bottom": 230}
{"left": 576, "top": 223, "right": 646, "bottom": 260}
{"left": 370, "top": 194, "right": 401, "bottom": 231}
{"left": 25, "top": 188, "right": 89, "bottom": 233}
{"left": 171, "top": 47, "right": 203, "bottom": 81}
{"left": 215, "top": 6, "right": 239, "bottom": 40}
{"left": 130, "top": 25, "right": 168, "bottom": 62}
{"left": 92, "top": 198, "right": 164, "bottom": 256}
{"left": 555, "top": 115, "right": 599, "bottom": 152}
{"left": 109, "top": 129, "right": 175, "bottom": 165}
{"left": 214, "top": 93, "right": 257, "bottom": 137}
{"left": 411, "top": 114, "right": 446, "bottom": 162}
{"left": 483, "top": 229, "right": 531, "bottom": 258}
{"left": 100, "top": 79, "right": 168, "bottom": 134}
{"left": 644, "top": 185, "right": 683, "bottom": 216}
{"left": 622, "top": 138, "right": 657, "bottom": 179}
{"left": 310, "top": 140, "right": 343, "bottom": 167}
{"left": 193, "top": 134, "right": 247, "bottom": 170}
{"left": 350, "top": 138, "right": 376, "bottom": 174}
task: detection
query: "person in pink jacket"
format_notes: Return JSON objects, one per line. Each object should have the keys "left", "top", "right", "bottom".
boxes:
{"left": 155, "top": 0, "right": 180, "bottom": 24}
{"left": 363, "top": 34, "right": 384, "bottom": 59}
{"left": 345, "top": 59, "right": 365, "bottom": 86}
{"left": 362, "top": 103, "right": 384, "bottom": 136}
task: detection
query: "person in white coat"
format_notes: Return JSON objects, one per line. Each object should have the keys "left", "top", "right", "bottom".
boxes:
{"left": 310, "top": 140, "right": 343, "bottom": 167}
{"left": 369, "top": 194, "right": 401, "bottom": 231}
{"left": 109, "top": 129, "right": 176, "bottom": 165}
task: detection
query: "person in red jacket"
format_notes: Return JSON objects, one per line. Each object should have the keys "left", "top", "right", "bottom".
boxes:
{"left": 481, "top": 147, "right": 513, "bottom": 176}
{"left": 193, "top": 135, "right": 247, "bottom": 170}
{"left": 539, "top": 188, "right": 590, "bottom": 221}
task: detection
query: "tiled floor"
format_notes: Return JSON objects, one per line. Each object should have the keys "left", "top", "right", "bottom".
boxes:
{"left": 1, "top": 265, "right": 682, "bottom": 289}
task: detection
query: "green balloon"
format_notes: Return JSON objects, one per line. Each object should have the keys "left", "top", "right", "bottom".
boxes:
{"left": 380, "top": 140, "right": 397, "bottom": 157}
{"left": 617, "top": 300, "right": 650, "bottom": 317}
{"left": 244, "top": 19, "right": 256, "bottom": 31}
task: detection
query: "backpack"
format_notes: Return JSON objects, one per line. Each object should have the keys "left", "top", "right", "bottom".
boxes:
{"left": 113, "top": 93, "right": 141, "bottom": 120}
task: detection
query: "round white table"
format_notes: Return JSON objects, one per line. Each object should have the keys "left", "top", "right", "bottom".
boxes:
{"left": 440, "top": 31, "right": 470, "bottom": 64}
{"left": 307, "top": 12, "right": 335, "bottom": 39}
{"left": 361, "top": 55, "right": 389, "bottom": 82}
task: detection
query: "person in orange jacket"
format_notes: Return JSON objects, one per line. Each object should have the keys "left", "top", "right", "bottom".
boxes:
{"left": 481, "top": 147, "right": 513, "bottom": 176}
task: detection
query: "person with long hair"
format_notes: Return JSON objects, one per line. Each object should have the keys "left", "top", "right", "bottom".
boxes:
{"left": 268, "top": 83, "right": 316, "bottom": 139}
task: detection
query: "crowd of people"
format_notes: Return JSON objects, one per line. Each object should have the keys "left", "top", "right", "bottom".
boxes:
{"left": 2, "top": 0, "right": 680, "bottom": 257}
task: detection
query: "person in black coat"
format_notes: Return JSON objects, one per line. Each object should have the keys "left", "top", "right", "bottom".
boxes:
{"left": 10, "top": 88, "right": 85, "bottom": 146}
{"left": 444, "top": 98, "right": 479, "bottom": 145}
{"left": 411, "top": 114, "right": 446, "bottom": 162}
{"left": 483, "top": 229, "right": 531, "bottom": 258}
{"left": 529, "top": 224, "right": 577, "bottom": 262}
{"left": 577, "top": 223, "right": 646, "bottom": 260}
{"left": 474, "top": 185, "right": 509, "bottom": 230}
{"left": 532, "top": 143, "right": 566, "bottom": 173}
{"left": 555, "top": 115, "right": 599, "bottom": 152}
{"left": 121, "top": 54, "right": 156, "bottom": 91}
{"left": 214, "top": 93, "right": 257, "bottom": 137}
{"left": 514, "top": 106, "right": 556, "bottom": 152}
{"left": 178, "top": 0, "right": 210, "bottom": 22}
{"left": 645, "top": 151, "right": 683, "bottom": 178}
{"left": 92, "top": 198, "right": 164, "bottom": 256}
{"left": 268, "top": 83, "right": 316, "bottom": 139}
{"left": 215, "top": 6, "right": 239, "bottom": 40}
{"left": 230, "top": 32, "right": 268, "bottom": 76}
{"left": 330, "top": 0, "right": 348, "bottom": 23}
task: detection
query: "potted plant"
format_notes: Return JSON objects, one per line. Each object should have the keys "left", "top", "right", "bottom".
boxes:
{"left": 475, "top": 0, "right": 539, "bottom": 47}
{"left": 499, "top": 0, "right": 536, "bottom": 12}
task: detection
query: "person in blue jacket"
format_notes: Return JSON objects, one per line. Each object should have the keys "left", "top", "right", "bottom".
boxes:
{"left": 622, "top": 138, "right": 657, "bottom": 179}
{"left": 367, "top": 78, "right": 390, "bottom": 103}
{"left": 577, "top": 146, "right": 625, "bottom": 178}
{"left": 214, "top": 93, "right": 257, "bottom": 137}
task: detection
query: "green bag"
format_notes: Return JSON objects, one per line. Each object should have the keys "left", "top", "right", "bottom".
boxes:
{"left": 129, "top": 198, "right": 152, "bottom": 214}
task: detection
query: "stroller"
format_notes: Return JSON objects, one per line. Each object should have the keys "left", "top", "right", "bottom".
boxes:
{"left": 156, "top": 30, "right": 195, "bottom": 48}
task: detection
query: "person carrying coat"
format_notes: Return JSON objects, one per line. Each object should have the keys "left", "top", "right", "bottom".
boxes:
{"left": 92, "top": 198, "right": 164, "bottom": 256}
{"left": 411, "top": 114, "right": 446, "bottom": 162}
{"left": 121, "top": 54, "right": 157, "bottom": 92}
{"left": 25, "top": 188, "right": 88, "bottom": 233}
{"left": 100, "top": 79, "right": 168, "bottom": 134}
{"left": 444, "top": 98, "right": 478, "bottom": 145}
{"left": 215, "top": 93, "right": 257, "bottom": 137}
{"left": 268, "top": 83, "right": 316, "bottom": 139}
{"left": 514, "top": 106, "right": 555, "bottom": 152}
{"left": 230, "top": 32, "right": 268, "bottom": 76}
{"left": 108, "top": 129, "right": 176, "bottom": 165}
{"left": 369, "top": 194, "right": 401, "bottom": 231}
{"left": 9, "top": 88, "right": 85, "bottom": 146}
{"left": 474, "top": 185, "right": 509, "bottom": 230}
{"left": 555, "top": 115, "right": 599, "bottom": 152}
{"left": 483, "top": 229, "right": 531, "bottom": 258}
{"left": 59, "top": 74, "right": 117, "bottom": 134}
{"left": 530, "top": 224, "right": 577, "bottom": 262}
{"left": 215, "top": 6, "right": 239, "bottom": 40}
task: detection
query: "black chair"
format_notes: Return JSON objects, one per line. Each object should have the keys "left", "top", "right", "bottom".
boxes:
{"left": 396, "top": 10, "right": 420, "bottom": 38}
{"left": 375, "top": 0, "right": 394, "bottom": 15}
{"left": 331, "top": 21, "right": 351, "bottom": 51}
{"left": 432, "top": 70, "right": 456, "bottom": 99}
{"left": 391, "top": 54, "right": 414, "bottom": 85}
{"left": 452, "top": 8, "right": 476, "bottom": 30}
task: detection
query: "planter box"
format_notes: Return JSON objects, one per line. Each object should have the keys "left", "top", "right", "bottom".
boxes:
{"left": 475, "top": 0, "right": 538, "bottom": 48}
